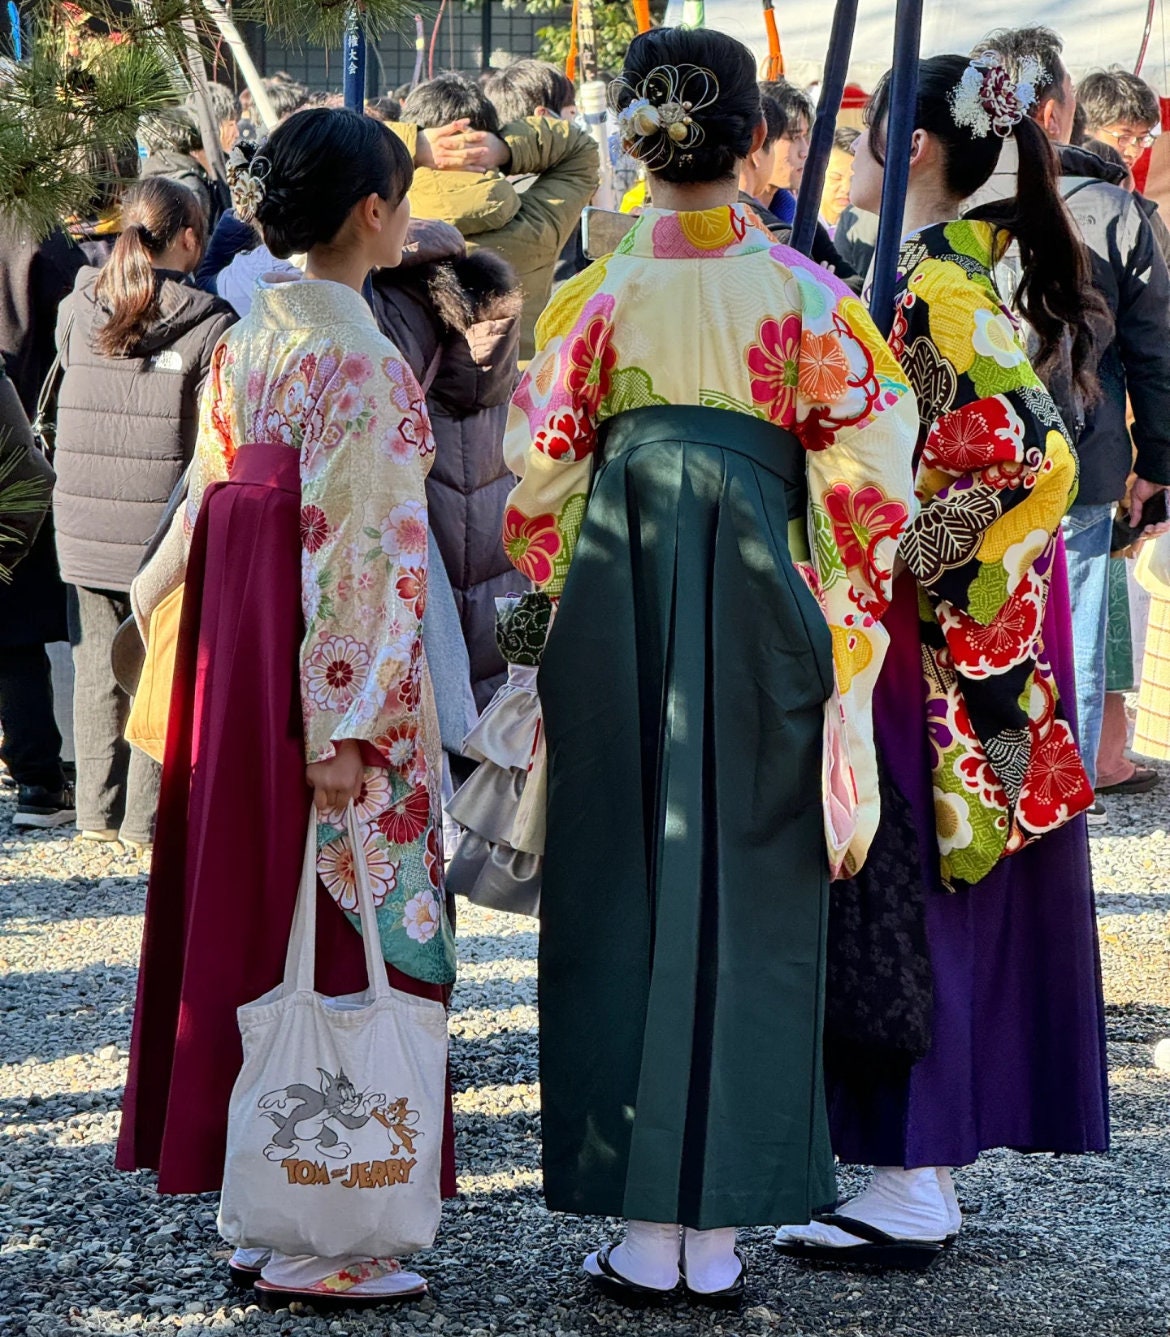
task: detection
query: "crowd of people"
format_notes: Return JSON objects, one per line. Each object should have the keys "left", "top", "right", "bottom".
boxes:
{"left": 0, "top": 16, "right": 1167, "bottom": 1314}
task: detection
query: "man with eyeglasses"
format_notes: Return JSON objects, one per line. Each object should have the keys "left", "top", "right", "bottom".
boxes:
{"left": 1077, "top": 68, "right": 1161, "bottom": 173}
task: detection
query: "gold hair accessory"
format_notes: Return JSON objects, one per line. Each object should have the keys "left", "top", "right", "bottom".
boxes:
{"left": 609, "top": 64, "right": 720, "bottom": 168}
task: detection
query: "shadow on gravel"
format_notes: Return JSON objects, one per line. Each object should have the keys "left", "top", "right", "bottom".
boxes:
{"left": 451, "top": 929, "right": 540, "bottom": 960}
{"left": 0, "top": 1087, "right": 124, "bottom": 1125}
{"left": 0, "top": 877, "right": 146, "bottom": 924}
{"left": 0, "top": 962, "right": 136, "bottom": 1065}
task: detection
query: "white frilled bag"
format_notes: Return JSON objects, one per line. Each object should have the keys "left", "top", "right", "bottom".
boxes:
{"left": 217, "top": 806, "right": 448, "bottom": 1259}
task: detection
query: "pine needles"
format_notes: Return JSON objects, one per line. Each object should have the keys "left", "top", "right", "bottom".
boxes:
{"left": 0, "top": 0, "right": 419, "bottom": 242}
{"left": 0, "top": 433, "right": 51, "bottom": 584}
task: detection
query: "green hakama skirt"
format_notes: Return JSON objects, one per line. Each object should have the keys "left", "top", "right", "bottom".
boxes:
{"left": 537, "top": 405, "right": 836, "bottom": 1230}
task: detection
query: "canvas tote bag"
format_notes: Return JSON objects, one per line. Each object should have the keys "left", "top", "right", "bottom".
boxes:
{"left": 218, "top": 806, "right": 449, "bottom": 1258}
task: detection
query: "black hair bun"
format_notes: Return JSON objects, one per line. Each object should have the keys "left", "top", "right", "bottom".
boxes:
{"left": 614, "top": 27, "right": 761, "bottom": 185}
{"left": 251, "top": 108, "right": 414, "bottom": 258}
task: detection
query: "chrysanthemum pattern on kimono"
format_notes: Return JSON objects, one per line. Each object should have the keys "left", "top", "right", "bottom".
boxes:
{"left": 502, "top": 204, "right": 920, "bottom": 873}
{"left": 186, "top": 277, "right": 454, "bottom": 984}
{"left": 891, "top": 219, "right": 1093, "bottom": 887}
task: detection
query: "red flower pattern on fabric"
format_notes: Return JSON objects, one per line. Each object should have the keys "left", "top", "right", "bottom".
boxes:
{"left": 300, "top": 504, "right": 330, "bottom": 553}
{"left": 565, "top": 315, "right": 618, "bottom": 414}
{"left": 747, "top": 314, "right": 802, "bottom": 423}
{"left": 397, "top": 640, "right": 423, "bottom": 712}
{"left": 533, "top": 405, "right": 594, "bottom": 462}
{"left": 375, "top": 719, "right": 420, "bottom": 776}
{"left": 375, "top": 784, "right": 431, "bottom": 845}
{"left": 503, "top": 507, "right": 562, "bottom": 586}
{"left": 396, "top": 566, "right": 427, "bottom": 619}
{"left": 1017, "top": 721, "right": 1093, "bottom": 831}
{"left": 823, "top": 483, "right": 910, "bottom": 579}
{"left": 424, "top": 823, "right": 443, "bottom": 890}
{"left": 922, "top": 395, "right": 1024, "bottom": 474}
{"left": 943, "top": 583, "right": 1043, "bottom": 676}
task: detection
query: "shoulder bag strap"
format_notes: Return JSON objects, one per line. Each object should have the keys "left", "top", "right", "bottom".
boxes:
{"left": 31, "top": 310, "right": 75, "bottom": 452}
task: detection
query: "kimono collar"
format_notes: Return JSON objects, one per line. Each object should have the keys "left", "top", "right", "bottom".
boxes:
{"left": 620, "top": 204, "right": 776, "bottom": 260}
{"left": 902, "top": 217, "right": 1009, "bottom": 268}
{"left": 249, "top": 275, "right": 378, "bottom": 333}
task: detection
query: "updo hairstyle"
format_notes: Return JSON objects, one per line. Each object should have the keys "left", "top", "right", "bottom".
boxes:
{"left": 246, "top": 107, "right": 413, "bottom": 259}
{"left": 611, "top": 27, "right": 762, "bottom": 183}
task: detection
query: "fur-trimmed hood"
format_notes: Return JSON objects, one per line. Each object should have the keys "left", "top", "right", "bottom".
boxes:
{"left": 371, "top": 217, "right": 522, "bottom": 413}
{"left": 369, "top": 215, "right": 523, "bottom": 712}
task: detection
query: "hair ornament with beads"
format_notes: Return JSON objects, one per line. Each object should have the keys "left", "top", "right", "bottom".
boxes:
{"left": 226, "top": 143, "right": 271, "bottom": 223}
{"left": 609, "top": 63, "right": 720, "bottom": 168}
{"left": 950, "top": 51, "right": 1043, "bottom": 139}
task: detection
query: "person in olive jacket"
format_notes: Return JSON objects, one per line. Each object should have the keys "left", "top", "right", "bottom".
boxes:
{"left": 53, "top": 178, "right": 236, "bottom": 853}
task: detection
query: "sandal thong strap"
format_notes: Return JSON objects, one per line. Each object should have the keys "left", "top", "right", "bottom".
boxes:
{"left": 681, "top": 1246, "right": 747, "bottom": 1300}
{"left": 594, "top": 1244, "right": 676, "bottom": 1295}
{"left": 813, "top": 1214, "right": 945, "bottom": 1248}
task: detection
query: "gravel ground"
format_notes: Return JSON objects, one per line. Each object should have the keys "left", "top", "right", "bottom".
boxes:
{"left": 1, "top": 769, "right": 1167, "bottom": 1337}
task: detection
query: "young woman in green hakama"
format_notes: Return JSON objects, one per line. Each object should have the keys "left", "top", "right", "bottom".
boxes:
{"left": 490, "top": 26, "right": 918, "bottom": 1304}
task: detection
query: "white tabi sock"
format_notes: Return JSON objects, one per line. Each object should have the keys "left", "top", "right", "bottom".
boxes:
{"left": 776, "top": 1165, "right": 951, "bottom": 1248}
{"left": 682, "top": 1227, "right": 740, "bottom": 1293}
{"left": 583, "top": 1219, "right": 680, "bottom": 1290}
{"left": 229, "top": 1247, "right": 271, "bottom": 1270}
{"left": 936, "top": 1167, "right": 962, "bottom": 1236}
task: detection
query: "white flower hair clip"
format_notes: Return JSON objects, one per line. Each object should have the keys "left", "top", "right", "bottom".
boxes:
{"left": 950, "top": 51, "right": 1043, "bottom": 139}
{"left": 226, "top": 145, "right": 271, "bottom": 223}
{"left": 608, "top": 63, "right": 720, "bottom": 169}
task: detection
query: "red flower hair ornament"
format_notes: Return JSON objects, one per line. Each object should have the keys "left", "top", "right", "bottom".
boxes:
{"left": 950, "top": 52, "right": 1041, "bottom": 139}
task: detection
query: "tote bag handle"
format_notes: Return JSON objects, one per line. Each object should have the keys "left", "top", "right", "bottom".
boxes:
{"left": 283, "top": 803, "right": 392, "bottom": 1001}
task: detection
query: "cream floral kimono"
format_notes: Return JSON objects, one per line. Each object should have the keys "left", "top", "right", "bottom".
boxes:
{"left": 187, "top": 276, "right": 454, "bottom": 984}
{"left": 503, "top": 204, "right": 920, "bottom": 873}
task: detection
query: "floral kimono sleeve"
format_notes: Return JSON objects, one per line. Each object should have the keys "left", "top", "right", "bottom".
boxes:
{"left": 888, "top": 249, "right": 1091, "bottom": 885}
{"left": 298, "top": 348, "right": 435, "bottom": 768}
{"left": 892, "top": 256, "right": 1079, "bottom": 633}
{"left": 183, "top": 337, "right": 235, "bottom": 540}
{"left": 501, "top": 266, "right": 607, "bottom": 599}
{"left": 761, "top": 255, "right": 919, "bottom": 872}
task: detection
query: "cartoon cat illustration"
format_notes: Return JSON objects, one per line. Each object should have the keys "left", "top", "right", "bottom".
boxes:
{"left": 259, "top": 1068, "right": 387, "bottom": 1161}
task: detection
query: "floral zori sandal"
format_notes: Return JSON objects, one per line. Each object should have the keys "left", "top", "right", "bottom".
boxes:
{"left": 253, "top": 1256, "right": 428, "bottom": 1310}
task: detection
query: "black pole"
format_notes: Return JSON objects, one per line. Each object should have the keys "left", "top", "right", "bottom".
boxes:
{"left": 791, "top": 0, "right": 858, "bottom": 257}
{"left": 868, "top": 0, "right": 923, "bottom": 336}
{"left": 481, "top": 0, "right": 493, "bottom": 71}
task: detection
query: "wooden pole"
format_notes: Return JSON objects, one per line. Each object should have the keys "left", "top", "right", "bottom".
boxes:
{"left": 576, "top": 0, "right": 598, "bottom": 83}
{"left": 762, "top": 0, "right": 783, "bottom": 80}
{"left": 201, "top": 0, "right": 278, "bottom": 131}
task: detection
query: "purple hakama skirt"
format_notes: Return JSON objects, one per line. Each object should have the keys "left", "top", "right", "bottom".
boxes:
{"left": 827, "top": 541, "right": 1110, "bottom": 1167}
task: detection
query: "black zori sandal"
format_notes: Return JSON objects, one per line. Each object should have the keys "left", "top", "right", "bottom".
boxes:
{"left": 680, "top": 1246, "right": 747, "bottom": 1309}
{"left": 586, "top": 1245, "right": 679, "bottom": 1305}
{"left": 774, "top": 1214, "right": 945, "bottom": 1271}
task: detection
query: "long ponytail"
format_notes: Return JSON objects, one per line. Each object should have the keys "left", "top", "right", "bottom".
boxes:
{"left": 94, "top": 178, "right": 205, "bottom": 358}
{"left": 868, "top": 54, "right": 1104, "bottom": 406}
{"left": 967, "top": 115, "right": 1102, "bottom": 403}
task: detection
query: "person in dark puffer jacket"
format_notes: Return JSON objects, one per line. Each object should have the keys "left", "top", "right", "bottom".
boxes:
{"left": 53, "top": 178, "right": 236, "bottom": 853}
{"left": 370, "top": 217, "right": 523, "bottom": 715}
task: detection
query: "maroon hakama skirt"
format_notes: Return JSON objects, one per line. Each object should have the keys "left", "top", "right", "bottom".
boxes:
{"left": 116, "top": 443, "right": 456, "bottom": 1197}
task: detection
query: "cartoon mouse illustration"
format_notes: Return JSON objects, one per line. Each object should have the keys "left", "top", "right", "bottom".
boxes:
{"left": 259, "top": 1068, "right": 386, "bottom": 1161}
